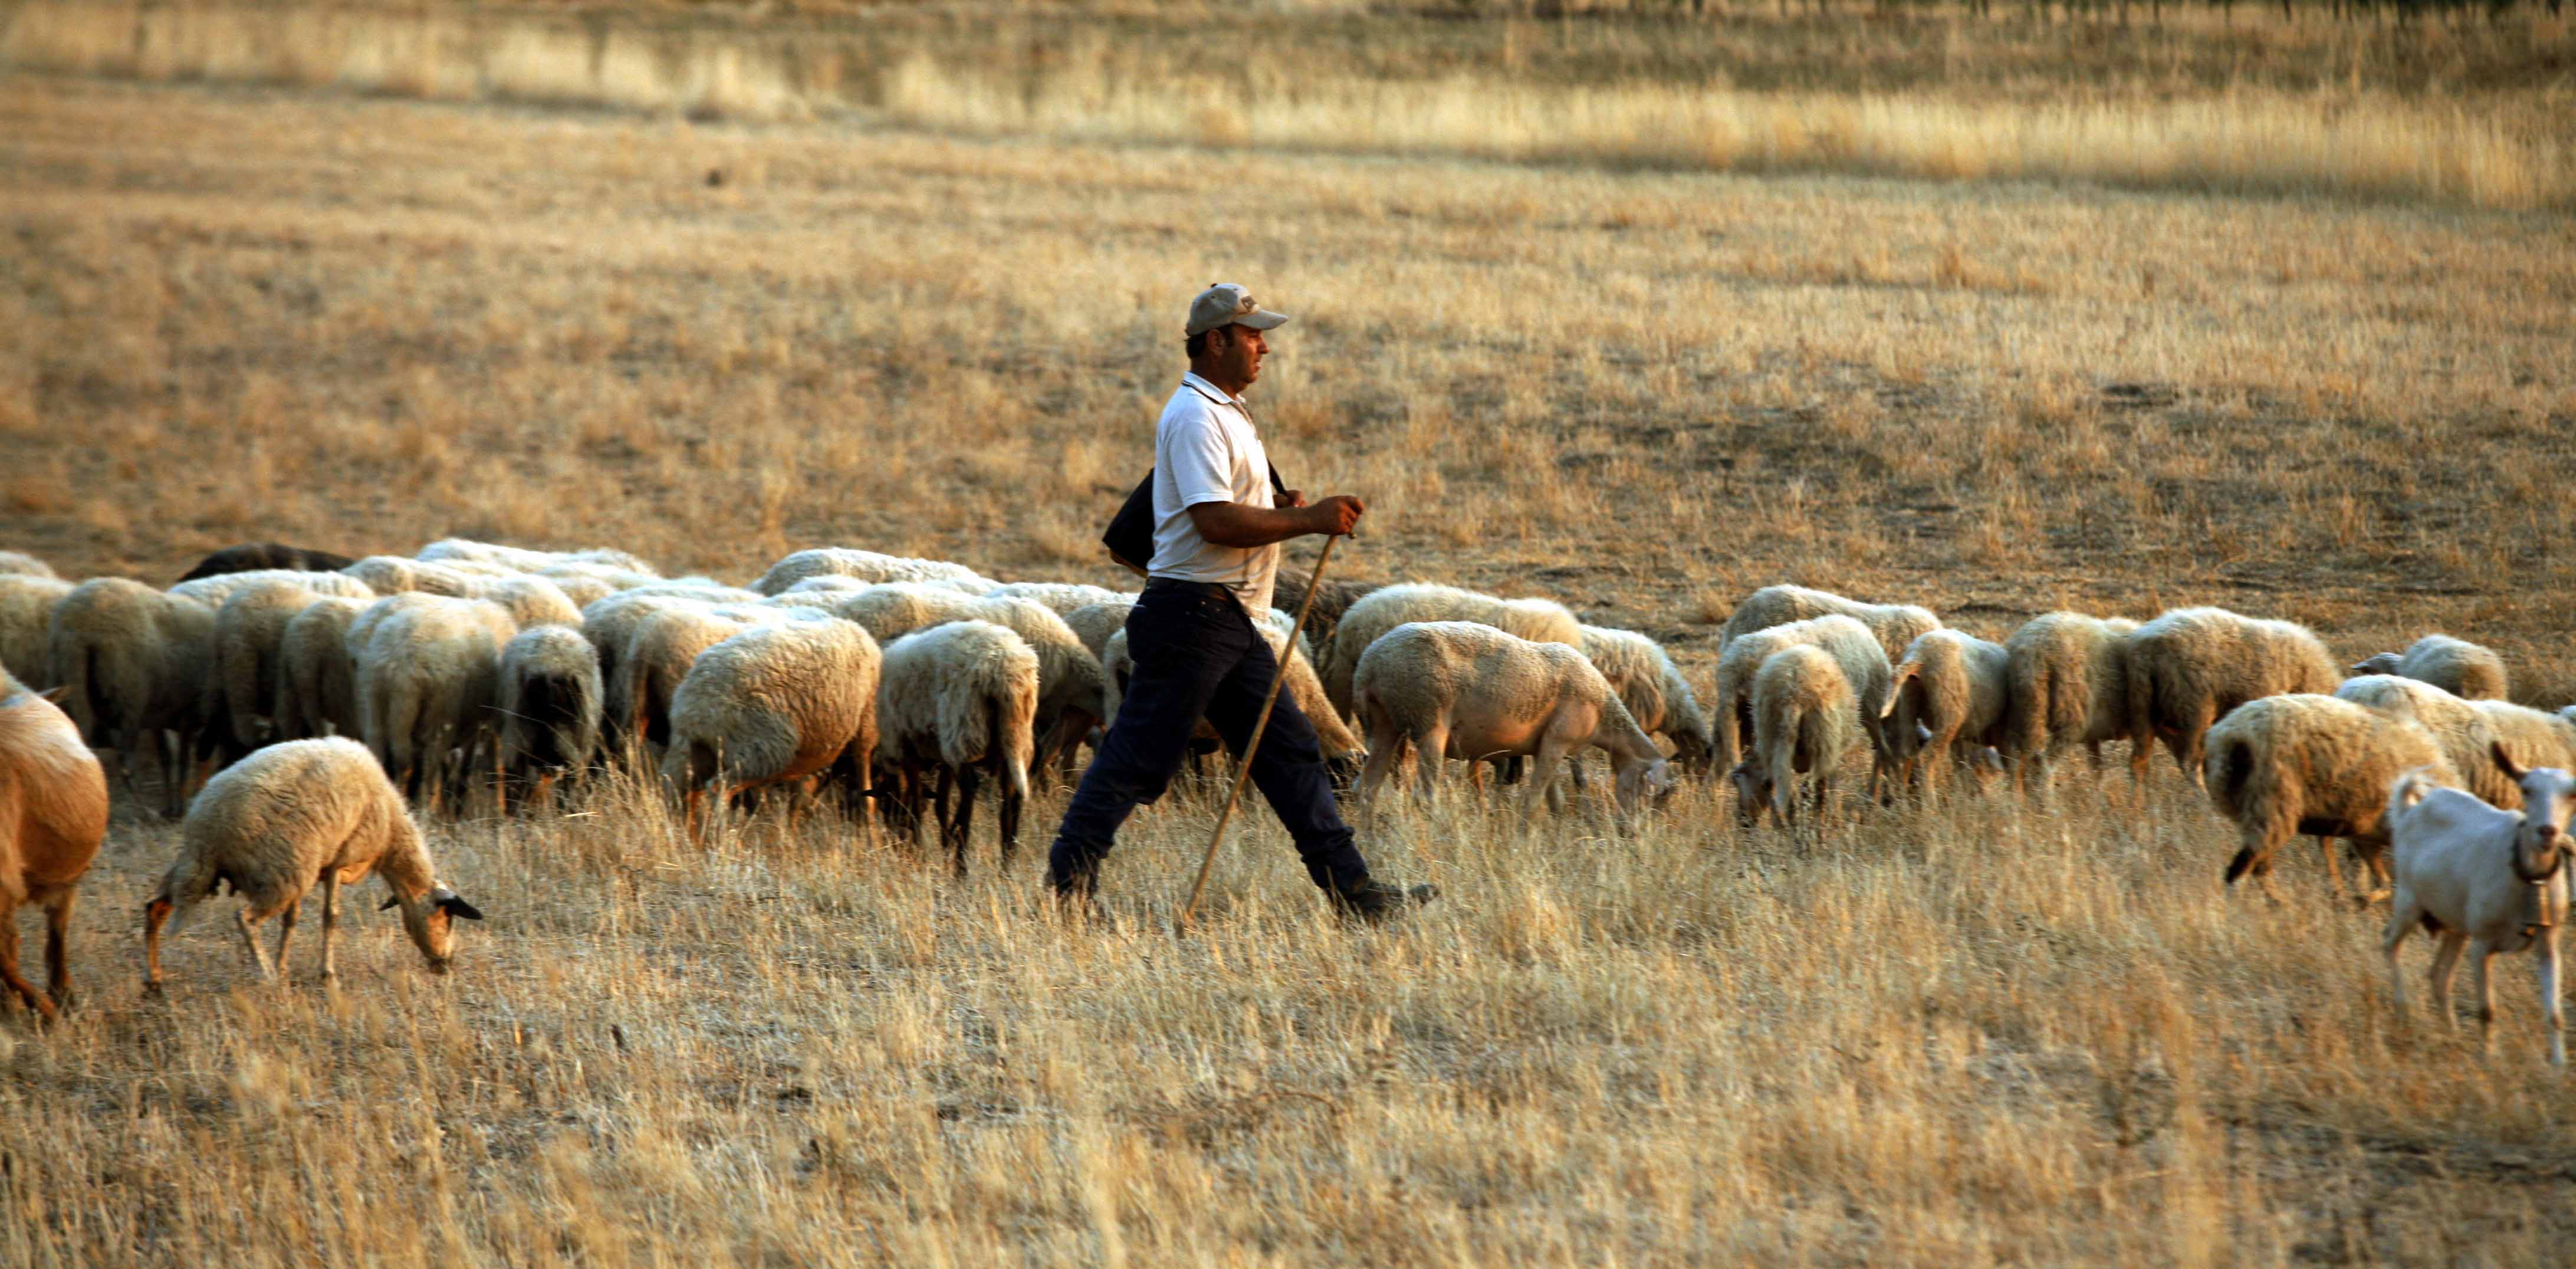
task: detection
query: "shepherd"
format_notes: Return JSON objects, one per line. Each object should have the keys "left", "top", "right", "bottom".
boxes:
{"left": 1045, "top": 283, "right": 1435, "bottom": 923}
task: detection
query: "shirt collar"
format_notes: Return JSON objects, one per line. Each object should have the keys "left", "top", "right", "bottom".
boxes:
{"left": 1181, "top": 372, "right": 1243, "bottom": 409}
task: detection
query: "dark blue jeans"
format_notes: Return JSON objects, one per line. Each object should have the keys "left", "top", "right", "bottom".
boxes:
{"left": 1046, "top": 578, "right": 1370, "bottom": 895}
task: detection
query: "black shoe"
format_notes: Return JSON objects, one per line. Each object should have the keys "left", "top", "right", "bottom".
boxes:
{"left": 1330, "top": 880, "right": 1438, "bottom": 923}
{"left": 1048, "top": 867, "right": 1103, "bottom": 923}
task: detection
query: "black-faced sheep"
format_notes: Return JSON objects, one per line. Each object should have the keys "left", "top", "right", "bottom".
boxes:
{"left": 143, "top": 738, "right": 482, "bottom": 985}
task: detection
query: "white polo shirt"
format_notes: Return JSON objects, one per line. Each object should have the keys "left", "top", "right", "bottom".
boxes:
{"left": 1149, "top": 372, "right": 1277, "bottom": 614}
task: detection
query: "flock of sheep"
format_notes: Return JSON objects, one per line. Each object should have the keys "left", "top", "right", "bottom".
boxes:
{"left": 0, "top": 541, "right": 2570, "bottom": 1061}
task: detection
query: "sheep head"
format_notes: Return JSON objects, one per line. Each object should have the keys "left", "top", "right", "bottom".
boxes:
{"left": 2350, "top": 652, "right": 2404, "bottom": 676}
{"left": 1613, "top": 755, "right": 1673, "bottom": 821}
{"left": 380, "top": 883, "right": 486, "bottom": 972}
{"left": 1726, "top": 758, "right": 1772, "bottom": 827}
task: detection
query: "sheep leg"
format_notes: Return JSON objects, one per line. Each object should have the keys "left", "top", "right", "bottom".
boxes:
{"left": 42, "top": 889, "right": 76, "bottom": 1008}
{"left": 1411, "top": 722, "right": 1449, "bottom": 807}
{"left": 2428, "top": 931, "right": 2469, "bottom": 1031}
{"left": 998, "top": 771, "right": 1023, "bottom": 870}
{"left": 270, "top": 894, "right": 300, "bottom": 974}
{"left": 234, "top": 907, "right": 278, "bottom": 981}
{"left": 317, "top": 872, "right": 340, "bottom": 983}
{"left": 491, "top": 738, "right": 509, "bottom": 818}
{"left": 1522, "top": 738, "right": 1566, "bottom": 819}
{"left": 948, "top": 765, "right": 980, "bottom": 877}
{"left": 932, "top": 767, "right": 959, "bottom": 869}
{"left": 0, "top": 915, "right": 57, "bottom": 1023}
{"left": 1353, "top": 728, "right": 1405, "bottom": 823}
{"left": 2539, "top": 927, "right": 2565, "bottom": 1067}
{"left": 143, "top": 896, "right": 174, "bottom": 990}
{"left": 2316, "top": 834, "right": 2346, "bottom": 897}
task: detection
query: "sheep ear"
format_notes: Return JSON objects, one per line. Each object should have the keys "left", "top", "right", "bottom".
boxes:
{"left": 35, "top": 685, "right": 68, "bottom": 705}
{"left": 438, "top": 895, "right": 485, "bottom": 921}
{"left": 379, "top": 894, "right": 402, "bottom": 912}
{"left": 2493, "top": 741, "right": 2529, "bottom": 781}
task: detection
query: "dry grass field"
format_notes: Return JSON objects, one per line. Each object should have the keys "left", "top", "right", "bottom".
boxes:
{"left": 6, "top": 2, "right": 2576, "bottom": 1262}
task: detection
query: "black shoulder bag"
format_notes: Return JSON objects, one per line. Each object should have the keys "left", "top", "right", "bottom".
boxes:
{"left": 1102, "top": 464, "right": 1290, "bottom": 577}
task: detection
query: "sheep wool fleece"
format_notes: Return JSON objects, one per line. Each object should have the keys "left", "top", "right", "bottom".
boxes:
{"left": 1046, "top": 578, "right": 1369, "bottom": 897}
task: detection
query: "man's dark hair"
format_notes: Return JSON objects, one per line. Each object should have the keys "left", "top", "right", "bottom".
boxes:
{"left": 1184, "top": 328, "right": 1215, "bottom": 358}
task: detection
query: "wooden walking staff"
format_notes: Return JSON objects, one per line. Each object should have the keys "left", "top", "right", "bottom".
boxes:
{"left": 1173, "top": 532, "right": 1340, "bottom": 935}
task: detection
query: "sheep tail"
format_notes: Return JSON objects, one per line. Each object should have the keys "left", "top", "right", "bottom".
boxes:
{"left": 2387, "top": 767, "right": 2437, "bottom": 829}
{"left": 998, "top": 692, "right": 1035, "bottom": 807}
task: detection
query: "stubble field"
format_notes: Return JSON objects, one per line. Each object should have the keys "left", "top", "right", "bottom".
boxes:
{"left": 5, "top": 4, "right": 2576, "bottom": 1263}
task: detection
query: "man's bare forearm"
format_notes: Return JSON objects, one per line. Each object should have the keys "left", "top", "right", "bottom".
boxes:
{"left": 1187, "top": 501, "right": 1328, "bottom": 548}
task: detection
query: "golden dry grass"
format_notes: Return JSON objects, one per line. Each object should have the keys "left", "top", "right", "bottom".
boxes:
{"left": 3, "top": 24, "right": 2576, "bottom": 1263}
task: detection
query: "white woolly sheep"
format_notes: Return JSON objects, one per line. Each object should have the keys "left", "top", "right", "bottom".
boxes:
{"left": 1728, "top": 643, "right": 1865, "bottom": 827}
{"left": 1999, "top": 612, "right": 2138, "bottom": 788}
{"left": 1717, "top": 584, "right": 1941, "bottom": 665}
{"left": 662, "top": 618, "right": 883, "bottom": 840}
{"left": 168, "top": 568, "right": 372, "bottom": 607}
{"left": 273, "top": 594, "right": 370, "bottom": 742}
{"left": 1319, "top": 583, "right": 1583, "bottom": 720}
{"left": 2124, "top": 607, "right": 2341, "bottom": 787}
{"left": 874, "top": 621, "right": 1039, "bottom": 873}
{"left": 1351, "top": 622, "right": 1671, "bottom": 821}
{"left": 44, "top": 578, "right": 218, "bottom": 817}
{"left": 468, "top": 575, "right": 581, "bottom": 630}
{"left": 602, "top": 581, "right": 763, "bottom": 604}
{"left": 497, "top": 626, "right": 603, "bottom": 809}
{"left": 2333, "top": 675, "right": 2517, "bottom": 809}
{"left": 1270, "top": 566, "right": 1380, "bottom": 656}
{"left": 143, "top": 738, "right": 482, "bottom": 985}
{"left": 751, "top": 548, "right": 991, "bottom": 596}
{"left": 531, "top": 570, "right": 613, "bottom": 608}
{"left": 1880, "top": 629, "right": 2012, "bottom": 799}
{"left": 1062, "top": 600, "right": 1135, "bottom": 663}
{"left": 2351, "top": 634, "right": 2509, "bottom": 702}
{"left": 0, "top": 574, "right": 73, "bottom": 688}
{"left": 983, "top": 581, "right": 1135, "bottom": 616}
{"left": 0, "top": 551, "right": 58, "bottom": 580}
{"left": 0, "top": 670, "right": 107, "bottom": 1021}
{"left": 416, "top": 538, "right": 655, "bottom": 574}
{"left": 2202, "top": 693, "right": 2457, "bottom": 900}
{"left": 343, "top": 555, "right": 488, "bottom": 598}
{"left": 2472, "top": 701, "right": 2576, "bottom": 772}
{"left": 2381, "top": 749, "right": 2573, "bottom": 1066}
{"left": 210, "top": 578, "right": 331, "bottom": 759}
{"left": 610, "top": 604, "right": 810, "bottom": 755}
{"left": 1577, "top": 625, "right": 1714, "bottom": 775}
{"left": 356, "top": 597, "right": 518, "bottom": 814}
{"left": 1710, "top": 613, "right": 1893, "bottom": 780}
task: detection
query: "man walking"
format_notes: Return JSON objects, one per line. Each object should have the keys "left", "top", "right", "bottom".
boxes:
{"left": 1045, "top": 283, "right": 1435, "bottom": 922}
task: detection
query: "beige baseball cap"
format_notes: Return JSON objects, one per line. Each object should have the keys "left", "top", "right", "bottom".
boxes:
{"left": 1185, "top": 282, "right": 1289, "bottom": 337}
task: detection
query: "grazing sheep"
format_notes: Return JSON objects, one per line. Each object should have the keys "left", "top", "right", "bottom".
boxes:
{"left": 343, "top": 555, "right": 488, "bottom": 598}
{"left": 2351, "top": 634, "right": 2509, "bottom": 702}
{"left": 610, "top": 604, "right": 807, "bottom": 754}
{"left": 0, "top": 551, "right": 58, "bottom": 580}
{"left": 175, "top": 543, "right": 355, "bottom": 584}
{"left": 983, "top": 581, "right": 1135, "bottom": 616}
{"left": 497, "top": 626, "right": 602, "bottom": 808}
{"left": 2471, "top": 701, "right": 2576, "bottom": 773}
{"left": 1710, "top": 614, "right": 1892, "bottom": 779}
{"left": 0, "top": 671, "right": 108, "bottom": 1021}
{"left": 1270, "top": 566, "right": 1379, "bottom": 656}
{"left": 602, "top": 581, "right": 763, "bottom": 604}
{"left": 1319, "top": 583, "right": 1583, "bottom": 719}
{"left": 1579, "top": 625, "right": 1715, "bottom": 771}
{"left": 751, "top": 548, "right": 991, "bottom": 596}
{"left": 469, "top": 576, "right": 582, "bottom": 630}
{"left": 531, "top": 571, "right": 612, "bottom": 607}
{"left": 2000, "top": 612, "right": 2139, "bottom": 787}
{"left": 2202, "top": 693, "right": 2456, "bottom": 900}
{"left": 416, "top": 538, "right": 653, "bottom": 574}
{"left": 2381, "top": 749, "right": 2573, "bottom": 1066}
{"left": 143, "top": 738, "right": 482, "bottom": 985}
{"left": 1717, "top": 584, "right": 1941, "bottom": 665}
{"left": 1351, "top": 622, "right": 1671, "bottom": 821}
{"left": 0, "top": 574, "right": 74, "bottom": 688}
{"left": 661, "top": 619, "right": 883, "bottom": 840}
{"left": 44, "top": 578, "right": 218, "bottom": 817}
{"left": 168, "top": 568, "right": 373, "bottom": 608}
{"left": 1062, "top": 600, "right": 1135, "bottom": 663}
{"left": 2124, "top": 607, "right": 2340, "bottom": 787}
{"left": 1728, "top": 644, "right": 1864, "bottom": 827}
{"left": 2334, "top": 675, "right": 2517, "bottom": 808}
{"left": 356, "top": 597, "right": 517, "bottom": 813}
{"left": 1880, "top": 629, "right": 2012, "bottom": 798}
{"left": 211, "top": 578, "right": 331, "bottom": 758}
{"left": 873, "top": 622, "right": 1039, "bottom": 873}
{"left": 273, "top": 594, "right": 370, "bottom": 742}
